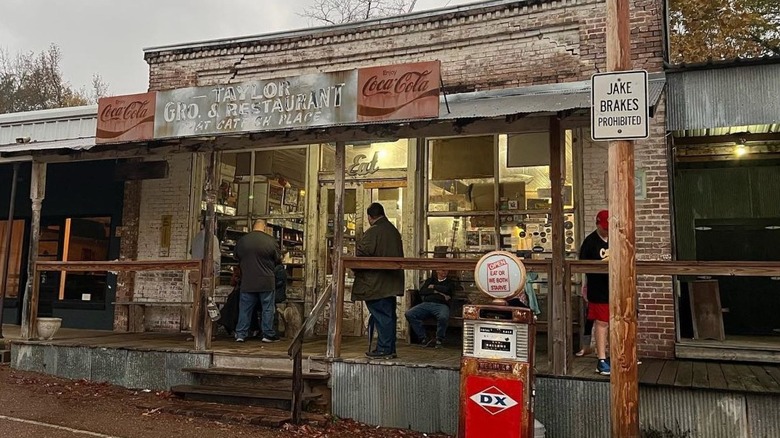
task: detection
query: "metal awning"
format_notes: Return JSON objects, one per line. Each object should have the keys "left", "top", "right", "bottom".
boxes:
{"left": 0, "top": 137, "right": 95, "bottom": 156}
{"left": 668, "top": 61, "right": 780, "bottom": 131}
{"left": 440, "top": 73, "right": 666, "bottom": 120}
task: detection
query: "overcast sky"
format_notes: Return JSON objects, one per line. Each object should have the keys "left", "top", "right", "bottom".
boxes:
{"left": 0, "top": 0, "right": 476, "bottom": 96}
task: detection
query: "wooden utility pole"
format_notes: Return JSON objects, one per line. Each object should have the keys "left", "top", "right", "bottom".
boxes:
{"left": 606, "top": 0, "right": 639, "bottom": 437}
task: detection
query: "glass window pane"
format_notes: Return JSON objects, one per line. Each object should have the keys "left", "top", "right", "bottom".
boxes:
{"left": 320, "top": 140, "right": 409, "bottom": 172}
{"left": 427, "top": 136, "right": 496, "bottom": 213}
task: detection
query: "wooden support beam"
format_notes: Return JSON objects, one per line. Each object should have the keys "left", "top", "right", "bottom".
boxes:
{"left": 606, "top": 0, "right": 639, "bottom": 436}
{"left": 326, "top": 142, "right": 346, "bottom": 359}
{"left": 549, "top": 116, "right": 569, "bottom": 375}
{"left": 569, "top": 260, "right": 780, "bottom": 277}
{"left": 193, "top": 151, "right": 217, "bottom": 351}
{"left": 21, "top": 161, "right": 46, "bottom": 340}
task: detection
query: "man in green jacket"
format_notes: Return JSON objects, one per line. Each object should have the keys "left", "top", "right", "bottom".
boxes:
{"left": 352, "top": 202, "right": 404, "bottom": 359}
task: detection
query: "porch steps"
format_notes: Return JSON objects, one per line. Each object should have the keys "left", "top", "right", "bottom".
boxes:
{"left": 170, "top": 384, "right": 321, "bottom": 410}
{"left": 181, "top": 366, "right": 329, "bottom": 390}
{"left": 176, "top": 365, "right": 331, "bottom": 412}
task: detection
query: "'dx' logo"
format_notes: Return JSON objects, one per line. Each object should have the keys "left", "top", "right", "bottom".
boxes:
{"left": 469, "top": 385, "right": 518, "bottom": 415}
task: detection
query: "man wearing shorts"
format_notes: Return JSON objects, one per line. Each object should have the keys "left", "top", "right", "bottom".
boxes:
{"left": 579, "top": 210, "right": 610, "bottom": 375}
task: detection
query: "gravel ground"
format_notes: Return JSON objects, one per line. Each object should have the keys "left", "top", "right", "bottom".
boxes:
{"left": 0, "top": 364, "right": 450, "bottom": 438}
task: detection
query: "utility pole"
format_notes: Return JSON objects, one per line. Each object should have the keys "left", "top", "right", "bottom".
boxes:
{"left": 606, "top": 0, "right": 639, "bottom": 437}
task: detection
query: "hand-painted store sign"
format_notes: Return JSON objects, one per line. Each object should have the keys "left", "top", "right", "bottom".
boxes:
{"left": 96, "top": 92, "right": 156, "bottom": 143}
{"left": 95, "top": 61, "right": 441, "bottom": 144}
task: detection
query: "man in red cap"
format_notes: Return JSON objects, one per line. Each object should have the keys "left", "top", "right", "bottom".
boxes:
{"left": 579, "top": 210, "right": 610, "bottom": 375}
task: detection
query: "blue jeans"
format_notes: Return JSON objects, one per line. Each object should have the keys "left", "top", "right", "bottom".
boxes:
{"left": 405, "top": 302, "right": 450, "bottom": 341}
{"left": 365, "top": 296, "right": 397, "bottom": 354}
{"left": 236, "top": 291, "right": 276, "bottom": 339}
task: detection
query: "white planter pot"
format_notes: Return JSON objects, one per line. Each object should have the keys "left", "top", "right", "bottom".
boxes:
{"left": 37, "top": 317, "right": 62, "bottom": 340}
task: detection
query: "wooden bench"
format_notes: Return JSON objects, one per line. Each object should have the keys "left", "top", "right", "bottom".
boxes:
{"left": 404, "top": 289, "right": 469, "bottom": 343}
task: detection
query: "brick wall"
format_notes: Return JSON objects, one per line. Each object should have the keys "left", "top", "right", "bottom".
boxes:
{"left": 579, "top": 98, "right": 674, "bottom": 358}
{"left": 133, "top": 154, "right": 194, "bottom": 331}
{"left": 145, "top": 0, "right": 664, "bottom": 92}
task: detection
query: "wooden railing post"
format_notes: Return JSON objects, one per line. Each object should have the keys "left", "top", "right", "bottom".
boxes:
{"left": 21, "top": 161, "right": 46, "bottom": 340}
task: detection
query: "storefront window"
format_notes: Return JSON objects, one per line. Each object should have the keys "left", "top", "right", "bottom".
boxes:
{"left": 38, "top": 217, "right": 112, "bottom": 303}
{"left": 425, "top": 132, "right": 576, "bottom": 256}
{"left": 0, "top": 219, "right": 25, "bottom": 299}
{"left": 320, "top": 140, "right": 409, "bottom": 173}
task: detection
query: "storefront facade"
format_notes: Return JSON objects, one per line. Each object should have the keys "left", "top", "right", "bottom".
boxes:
{"left": 0, "top": 107, "right": 125, "bottom": 330}
{"left": 668, "top": 59, "right": 780, "bottom": 362}
{"left": 123, "top": 0, "right": 674, "bottom": 358}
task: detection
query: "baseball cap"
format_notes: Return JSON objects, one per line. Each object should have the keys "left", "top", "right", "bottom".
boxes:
{"left": 596, "top": 210, "right": 609, "bottom": 227}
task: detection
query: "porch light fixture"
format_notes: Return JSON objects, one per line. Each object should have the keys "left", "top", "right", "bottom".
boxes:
{"left": 734, "top": 138, "right": 748, "bottom": 157}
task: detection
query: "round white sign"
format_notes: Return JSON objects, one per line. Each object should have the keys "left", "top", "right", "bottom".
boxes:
{"left": 474, "top": 251, "right": 527, "bottom": 300}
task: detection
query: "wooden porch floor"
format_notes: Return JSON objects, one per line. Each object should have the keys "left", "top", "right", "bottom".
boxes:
{"left": 4, "top": 324, "right": 780, "bottom": 394}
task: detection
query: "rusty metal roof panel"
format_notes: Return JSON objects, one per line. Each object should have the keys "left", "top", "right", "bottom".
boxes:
{"left": 667, "top": 63, "right": 780, "bottom": 131}
{"left": 441, "top": 74, "right": 666, "bottom": 120}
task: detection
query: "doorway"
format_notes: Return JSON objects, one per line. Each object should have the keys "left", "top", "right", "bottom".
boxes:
{"left": 318, "top": 180, "right": 406, "bottom": 337}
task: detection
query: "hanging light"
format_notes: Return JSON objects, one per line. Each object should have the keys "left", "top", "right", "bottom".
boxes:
{"left": 734, "top": 138, "right": 748, "bottom": 157}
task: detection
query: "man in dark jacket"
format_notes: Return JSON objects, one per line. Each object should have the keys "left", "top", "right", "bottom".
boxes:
{"left": 352, "top": 203, "right": 404, "bottom": 359}
{"left": 234, "top": 219, "right": 282, "bottom": 343}
{"left": 405, "top": 269, "right": 455, "bottom": 348}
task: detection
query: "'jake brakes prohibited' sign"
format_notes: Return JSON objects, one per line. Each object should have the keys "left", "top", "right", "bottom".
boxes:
{"left": 474, "top": 251, "right": 527, "bottom": 300}
{"left": 590, "top": 70, "right": 649, "bottom": 141}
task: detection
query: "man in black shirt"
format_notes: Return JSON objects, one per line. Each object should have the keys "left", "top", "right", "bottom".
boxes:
{"left": 234, "top": 219, "right": 282, "bottom": 343}
{"left": 579, "top": 210, "right": 610, "bottom": 375}
{"left": 405, "top": 270, "right": 456, "bottom": 348}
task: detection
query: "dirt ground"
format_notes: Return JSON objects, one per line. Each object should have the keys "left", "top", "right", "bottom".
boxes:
{"left": 0, "top": 364, "right": 450, "bottom": 438}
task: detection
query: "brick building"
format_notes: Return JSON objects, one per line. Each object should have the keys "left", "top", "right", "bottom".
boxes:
{"left": 107, "top": 0, "right": 673, "bottom": 358}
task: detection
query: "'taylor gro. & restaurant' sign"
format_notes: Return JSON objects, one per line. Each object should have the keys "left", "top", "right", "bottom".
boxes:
{"left": 96, "top": 61, "right": 440, "bottom": 144}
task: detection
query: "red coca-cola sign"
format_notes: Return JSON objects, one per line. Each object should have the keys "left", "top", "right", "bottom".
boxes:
{"left": 357, "top": 61, "right": 440, "bottom": 121}
{"left": 96, "top": 92, "right": 156, "bottom": 144}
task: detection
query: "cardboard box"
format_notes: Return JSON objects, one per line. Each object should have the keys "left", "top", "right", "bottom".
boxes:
{"left": 469, "top": 183, "right": 495, "bottom": 211}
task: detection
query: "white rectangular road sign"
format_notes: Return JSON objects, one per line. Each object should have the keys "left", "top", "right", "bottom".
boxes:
{"left": 591, "top": 70, "right": 649, "bottom": 141}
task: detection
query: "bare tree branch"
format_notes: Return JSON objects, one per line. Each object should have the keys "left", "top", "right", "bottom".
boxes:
{"left": 299, "top": 0, "right": 415, "bottom": 25}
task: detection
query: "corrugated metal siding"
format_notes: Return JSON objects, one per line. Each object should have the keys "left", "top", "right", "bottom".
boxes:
{"left": 332, "top": 362, "right": 460, "bottom": 435}
{"left": 0, "top": 105, "right": 97, "bottom": 147}
{"left": 747, "top": 395, "right": 780, "bottom": 438}
{"left": 668, "top": 64, "right": 780, "bottom": 131}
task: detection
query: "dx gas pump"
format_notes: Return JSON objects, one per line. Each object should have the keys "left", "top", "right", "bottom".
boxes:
{"left": 459, "top": 251, "right": 537, "bottom": 438}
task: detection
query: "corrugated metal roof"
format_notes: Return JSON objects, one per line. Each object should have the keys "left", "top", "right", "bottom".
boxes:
{"left": 0, "top": 137, "right": 95, "bottom": 154}
{"left": 673, "top": 124, "right": 780, "bottom": 138}
{"left": 440, "top": 74, "right": 666, "bottom": 119}
{"left": 0, "top": 105, "right": 98, "bottom": 148}
{"left": 667, "top": 63, "right": 780, "bottom": 131}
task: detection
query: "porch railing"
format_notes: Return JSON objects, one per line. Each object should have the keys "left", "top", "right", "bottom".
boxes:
{"left": 331, "top": 257, "right": 780, "bottom": 375}
{"left": 333, "top": 257, "right": 553, "bottom": 360}
{"left": 24, "top": 260, "right": 204, "bottom": 348}
{"left": 287, "top": 283, "right": 332, "bottom": 425}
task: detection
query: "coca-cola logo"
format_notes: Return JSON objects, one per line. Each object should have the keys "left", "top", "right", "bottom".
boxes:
{"left": 100, "top": 99, "right": 151, "bottom": 123}
{"left": 361, "top": 70, "right": 433, "bottom": 97}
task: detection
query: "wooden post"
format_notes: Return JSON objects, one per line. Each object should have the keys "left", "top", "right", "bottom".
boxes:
{"left": 549, "top": 117, "right": 569, "bottom": 375}
{"left": 607, "top": 0, "right": 639, "bottom": 436}
{"left": 194, "top": 150, "right": 217, "bottom": 350}
{"left": 0, "top": 162, "right": 20, "bottom": 338}
{"left": 326, "top": 141, "right": 346, "bottom": 358}
{"left": 21, "top": 161, "right": 46, "bottom": 340}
